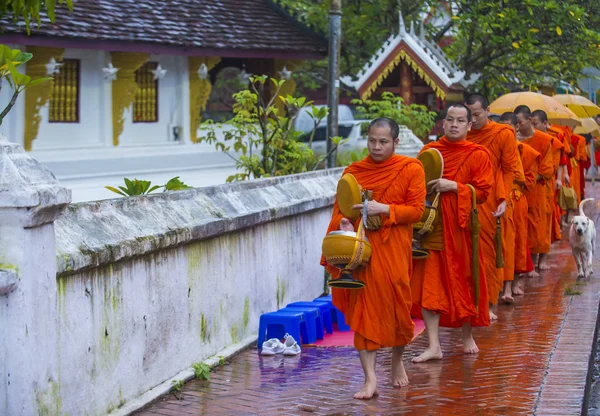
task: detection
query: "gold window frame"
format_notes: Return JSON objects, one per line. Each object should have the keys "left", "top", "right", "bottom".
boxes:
{"left": 48, "top": 59, "right": 80, "bottom": 123}
{"left": 133, "top": 62, "right": 159, "bottom": 123}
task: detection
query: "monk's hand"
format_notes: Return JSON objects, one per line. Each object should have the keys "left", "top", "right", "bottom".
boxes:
{"left": 556, "top": 179, "right": 563, "bottom": 189}
{"left": 428, "top": 178, "right": 457, "bottom": 193}
{"left": 351, "top": 200, "right": 390, "bottom": 216}
{"left": 493, "top": 201, "right": 507, "bottom": 218}
{"left": 339, "top": 218, "right": 355, "bottom": 232}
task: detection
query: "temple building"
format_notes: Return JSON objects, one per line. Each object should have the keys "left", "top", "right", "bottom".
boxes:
{"left": 341, "top": 13, "right": 477, "bottom": 118}
{"left": 0, "top": 0, "right": 326, "bottom": 201}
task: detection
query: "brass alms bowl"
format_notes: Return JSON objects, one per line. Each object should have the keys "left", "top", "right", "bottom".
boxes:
{"left": 322, "top": 230, "right": 372, "bottom": 289}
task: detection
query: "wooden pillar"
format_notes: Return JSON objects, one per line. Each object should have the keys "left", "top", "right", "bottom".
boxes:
{"left": 399, "top": 61, "right": 413, "bottom": 105}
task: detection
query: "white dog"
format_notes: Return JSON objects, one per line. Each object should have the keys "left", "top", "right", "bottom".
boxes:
{"left": 569, "top": 198, "right": 596, "bottom": 277}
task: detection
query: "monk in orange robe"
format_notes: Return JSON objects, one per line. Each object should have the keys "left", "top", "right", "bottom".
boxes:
{"left": 515, "top": 142, "right": 540, "bottom": 278}
{"left": 321, "top": 117, "right": 425, "bottom": 399}
{"left": 465, "top": 94, "right": 518, "bottom": 317}
{"left": 531, "top": 111, "right": 566, "bottom": 245}
{"left": 574, "top": 133, "right": 590, "bottom": 200}
{"left": 514, "top": 106, "right": 554, "bottom": 270}
{"left": 498, "top": 112, "right": 536, "bottom": 296}
{"left": 411, "top": 104, "right": 493, "bottom": 363}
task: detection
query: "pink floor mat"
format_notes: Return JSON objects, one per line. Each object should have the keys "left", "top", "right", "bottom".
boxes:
{"left": 310, "top": 318, "right": 425, "bottom": 347}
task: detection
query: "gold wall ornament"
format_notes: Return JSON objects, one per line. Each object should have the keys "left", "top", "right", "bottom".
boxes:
{"left": 111, "top": 52, "right": 150, "bottom": 146}
{"left": 360, "top": 48, "right": 446, "bottom": 101}
{"left": 189, "top": 57, "right": 220, "bottom": 143}
{"left": 274, "top": 60, "right": 301, "bottom": 114}
{"left": 24, "top": 46, "right": 65, "bottom": 151}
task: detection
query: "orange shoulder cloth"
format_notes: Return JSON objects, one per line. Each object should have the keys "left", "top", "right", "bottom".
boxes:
{"left": 345, "top": 154, "right": 420, "bottom": 195}
{"left": 467, "top": 120, "right": 514, "bottom": 146}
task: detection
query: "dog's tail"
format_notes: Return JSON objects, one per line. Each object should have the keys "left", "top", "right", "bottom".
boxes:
{"left": 579, "top": 198, "right": 594, "bottom": 217}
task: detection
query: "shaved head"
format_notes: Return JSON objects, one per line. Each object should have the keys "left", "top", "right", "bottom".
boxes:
{"left": 499, "top": 112, "right": 517, "bottom": 126}
{"left": 531, "top": 110, "right": 548, "bottom": 123}
{"left": 464, "top": 93, "right": 489, "bottom": 109}
{"left": 514, "top": 105, "right": 532, "bottom": 118}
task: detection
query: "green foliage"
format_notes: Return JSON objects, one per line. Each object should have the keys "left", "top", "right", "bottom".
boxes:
{"left": 0, "top": 44, "right": 53, "bottom": 124}
{"left": 170, "top": 379, "right": 185, "bottom": 392}
{"left": 0, "top": 0, "right": 73, "bottom": 33}
{"left": 192, "top": 362, "right": 211, "bottom": 381}
{"left": 352, "top": 92, "right": 436, "bottom": 139}
{"left": 275, "top": 1, "right": 600, "bottom": 96}
{"left": 105, "top": 178, "right": 162, "bottom": 197}
{"left": 198, "top": 75, "right": 333, "bottom": 182}
{"left": 337, "top": 147, "right": 368, "bottom": 167}
{"left": 564, "top": 285, "right": 583, "bottom": 296}
{"left": 275, "top": 1, "right": 428, "bottom": 95}
{"left": 164, "top": 176, "right": 192, "bottom": 191}
{"left": 218, "top": 356, "right": 226, "bottom": 366}
{"left": 442, "top": 0, "right": 600, "bottom": 96}
{"left": 106, "top": 176, "right": 192, "bottom": 197}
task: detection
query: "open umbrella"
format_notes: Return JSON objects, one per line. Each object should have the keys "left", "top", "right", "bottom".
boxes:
{"left": 574, "top": 117, "right": 600, "bottom": 138}
{"left": 489, "top": 92, "right": 582, "bottom": 127}
{"left": 553, "top": 94, "right": 600, "bottom": 118}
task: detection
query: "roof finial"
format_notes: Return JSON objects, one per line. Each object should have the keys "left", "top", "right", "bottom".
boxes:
{"left": 410, "top": 20, "right": 415, "bottom": 35}
{"left": 419, "top": 19, "right": 425, "bottom": 40}
{"left": 398, "top": 1, "right": 406, "bottom": 35}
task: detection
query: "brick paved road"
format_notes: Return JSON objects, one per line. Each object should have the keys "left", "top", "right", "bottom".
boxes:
{"left": 137, "top": 191, "right": 600, "bottom": 416}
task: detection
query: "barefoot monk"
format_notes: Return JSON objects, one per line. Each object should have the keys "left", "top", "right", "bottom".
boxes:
{"left": 465, "top": 94, "right": 519, "bottom": 317}
{"left": 321, "top": 118, "right": 426, "bottom": 399}
{"left": 411, "top": 104, "right": 493, "bottom": 363}
{"left": 515, "top": 105, "right": 554, "bottom": 271}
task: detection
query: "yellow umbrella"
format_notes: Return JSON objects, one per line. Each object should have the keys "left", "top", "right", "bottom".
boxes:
{"left": 574, "top": 117, "right": 600, "bottom": 138}
{"left": 553, "top": 94, "right": 600, "bottom": 118}
{"left": 489, "top": 92, "right": 582, "bottom": 127}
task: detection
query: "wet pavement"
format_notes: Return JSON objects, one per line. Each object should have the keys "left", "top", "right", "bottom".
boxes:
{"left": 136, "top": 187, "right": 600, "bottom": 416}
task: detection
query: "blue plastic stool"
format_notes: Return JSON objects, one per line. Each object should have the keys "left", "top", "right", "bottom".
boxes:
{"left": 280, "top": 306, "right": 321, "bottom": 342}
{"left": 257, "top": 310, "right": 309, "bottom": 347}
{"left": 287, "top": 301, "right": 333, "bottom": 335}
{"left": 313, "top": 296, "right": 350, "bottom": 332}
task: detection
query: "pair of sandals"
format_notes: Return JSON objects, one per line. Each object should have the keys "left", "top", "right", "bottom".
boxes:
{"left": 260, "top": 333, "right": 301, "bottom": 356}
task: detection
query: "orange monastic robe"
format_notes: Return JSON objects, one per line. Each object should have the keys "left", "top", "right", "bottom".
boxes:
{"left": 467, "top": 121, "right": 518, "bottom": 304}
{"left": 321, "top": 155, "right": 426, "bottom": 350}
{"left": 515, "top": 143, "right": 540, "bottom": 272}
{"left": 504, "top": 152, "right": 526, "bottom": 281}
{"left": 574, "top": 134, "right": 589, "bottom": 200}
{"left": 411, "top": 138, "right": 493, "bottom": 328}
{"left": 521, "top": 130, "right": 554, "bottom": 254}
{"left": 546, "top": 127, "right": 566, "bottom": 243}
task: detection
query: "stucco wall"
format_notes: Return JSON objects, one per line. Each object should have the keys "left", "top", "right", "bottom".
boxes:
{"left": 51, "top": 168, "right": 341, "bottom": 415}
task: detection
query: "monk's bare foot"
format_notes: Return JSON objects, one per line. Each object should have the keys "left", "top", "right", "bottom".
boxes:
{"left": 392, "top": 360, "right": 409, "bottom": 388}
{"left": 354, "top": 381, "right": 378, "bottom": 400}
{"left": 538, "top": 255, "right": 551, "bottom": 270}
{"left": 526, "top": 270, "right": 539, "bottom": 278}
{"left": 512, "top": 281, "right": 524, "bottom": 296}
{"left": 463, "top": 335, "right": 479, "bottom": 355}
{"left": 539, "top": 262, "right": 551, "bottom": 270}
{"left": 489, "top": 310, "right": 498, "bottom": 321}
{"left": 411, "top": 347, "right": 443, "bottom": 363}
{"left": 500, "top": 294, "right": 514, "bottom": 304}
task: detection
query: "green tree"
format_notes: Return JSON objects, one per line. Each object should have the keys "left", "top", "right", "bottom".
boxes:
{"left": 437, "top": 0, "right": 600, "bottom": 97}
{"left": 352, "top": 92, "right": 436, "bottom": 139}
{"left": 0, "top": 0, "right": 73, "bottom": 32}
{"left": 276, "top": 0, "right": 600, "bottom": 96}
{"left": 275, "top": 0, "right": 429, "bottom": 94}
{"left": 198, "top": 75, "right": 345, "bottom": 182}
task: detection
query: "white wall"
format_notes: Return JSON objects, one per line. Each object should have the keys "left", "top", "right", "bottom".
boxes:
{"left": 32, "top": 48, "right": 108, "bottom": 150}
{"left": 120, "top": 55, "right": 186, "bottom": 146}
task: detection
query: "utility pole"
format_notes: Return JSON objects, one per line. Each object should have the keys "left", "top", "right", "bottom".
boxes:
{"left": 326, "top": 0, "right": 342, "bottom": 169}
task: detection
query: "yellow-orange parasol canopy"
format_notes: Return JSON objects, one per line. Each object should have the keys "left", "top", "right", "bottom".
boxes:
{"left": 574, "top": 117, "right": 600, "bottom": 138}
{"left": 553, "top": 94, "right": 600, "bottom": 118}
{"left": 489, "top": 92, "right": 582, "bottom": 127}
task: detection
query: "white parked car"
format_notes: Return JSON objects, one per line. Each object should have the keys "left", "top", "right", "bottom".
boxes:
{"left": 299, "top": 120, "right": 424, "bottom": 160}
